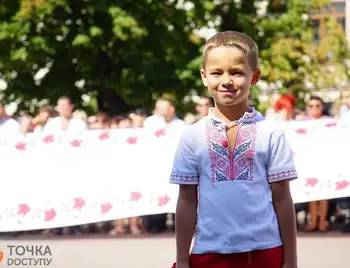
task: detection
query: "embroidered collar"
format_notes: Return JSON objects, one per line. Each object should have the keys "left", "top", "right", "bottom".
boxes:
{"left": 207, "top": 107, "right": 257, "bottom": 129}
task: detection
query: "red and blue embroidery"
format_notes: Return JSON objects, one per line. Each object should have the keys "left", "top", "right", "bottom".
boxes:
{"left": 206, "top": 111, "right": 257, "bottom": 182}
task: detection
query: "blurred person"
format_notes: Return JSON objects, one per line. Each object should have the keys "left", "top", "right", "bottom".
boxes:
{"left": 19, "top": 115, "right": 33, "bottom": 134}
{"left": 129, "top": 108, "right": 147, "bottom": 128}
{"left": 110, "top": 115, "right": 133, "bottom": 129}
{"left": 265, "top": 93, "right": 281, "bottom": 120}
{"left": 194, "top": 96, "right": 212, "bottom": 121}
{"left": 185, "top": 97, "right": 213, "bottom": 125}
{"left": 32, "top": 105, "right": 55, "bottom": 134}
{"left": 143, "top": 98, "right": 184, "bottom": 135}
{"left": 303, "top": 96, "right": 330, "bottom": 232}
{"left": 43, "top": 96, "right": 87, "bottom": 136}
{"left": 338, "top": 91, "right": 350, "bottom": 116}
{"left": 304, "top": 95, "right": 330, "bottom": 120}
{"left": 88, "top": 112, "right": 110, "bottom": 129}
{"left": 0, "top": 101, "right": 20, "bottom": 142}
{"left": 339, "top": 92, "right": 350, "bottom": 127}
{"left": 73, "top": 110, "right": 88, "bottom": 122}
{"left": 184, "top": 113, "right": 197, "bottom": 125}
{"left": 271, "top": 93, "right": 296, "bottom": 121}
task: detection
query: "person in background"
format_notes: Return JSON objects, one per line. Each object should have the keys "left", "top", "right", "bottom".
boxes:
{"left": 0, "top": 101, "right": 20, "bottom": 143}
{"left": 304, "top": 95, "right": 330, "bottom": 120}
{"left": 88, "top": 112, "right": 110, "bottom": 130}
{"left": 143, "top": 97, "right": 184, "bottom": 136}
{"left": 269, "top": 93, "right": 297, "bottom": 121}
{"left": 73, "top": 110, "right": 88, "bottom": 123}
{"left": 194, "top": 96, "right": 212, "bottom": 121}
{"left": 339, "top": 92, "right": 350, "bottom": 127}
{"left": 110, "top": 115, "right": 133, "bottom": 129}
{"left": 185, "top": 97, "right": 213, "bottom": 125}
{"left": 129, "top": 108, "right": 147, "bottom": 128}
{"left": 32, "top": 105, "right": 56, "bottom": 134}
{"left": 303, "top": 96, "right": 331, "bottom": 232}
{"left": 43, "top": 96, "right": 87, "bottom": 136}
{"left": 19, "top": 115, "right": 34, "bottom": 134}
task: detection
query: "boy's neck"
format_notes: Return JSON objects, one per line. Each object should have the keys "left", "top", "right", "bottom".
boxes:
{"left": 214, "top": 100, "right": 250, "bottom": 123}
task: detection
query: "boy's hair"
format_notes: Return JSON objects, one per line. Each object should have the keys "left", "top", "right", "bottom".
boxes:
{"left": 202, "top": 31, "right": 259, "bottom": 70}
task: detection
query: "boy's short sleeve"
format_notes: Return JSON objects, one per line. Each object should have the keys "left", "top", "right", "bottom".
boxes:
{"left": 170, "top": 130, "right": 199, "bottom": 185}
{"left": 267, "top": 128, "right": 298, "bottom": 183}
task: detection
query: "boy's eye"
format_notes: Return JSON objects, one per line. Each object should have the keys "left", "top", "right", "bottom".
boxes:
{"left": 211, "top": 72, "right": 220, "bottom": 75}
{"left": 232, "top": 72, "right": 244, "bottom": 75}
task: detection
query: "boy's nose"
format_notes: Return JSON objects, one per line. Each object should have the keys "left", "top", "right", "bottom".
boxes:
{"left": 222, "top": 75, "right": 232, "bottom": 85}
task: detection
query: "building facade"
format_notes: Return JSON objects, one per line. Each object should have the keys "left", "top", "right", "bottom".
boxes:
{"left": 310, "top": 0, "right": 349, "bottom": 42}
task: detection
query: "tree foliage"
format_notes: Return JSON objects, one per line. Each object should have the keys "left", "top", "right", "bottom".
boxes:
{"left": 0, "top": 0, "right": 200, "bottom": 115}
{"left": 0, "top": 0, "right": 349, "bottom": 115}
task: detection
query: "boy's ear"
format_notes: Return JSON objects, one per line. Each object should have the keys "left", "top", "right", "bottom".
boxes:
{"left": 200, "top": 69, "right": 208, "bottom": 87}
{"left": 251, "top": 68, "right": 261, "bottom": 85}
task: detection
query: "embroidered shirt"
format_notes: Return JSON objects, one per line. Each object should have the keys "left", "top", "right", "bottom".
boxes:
{"left": 170, "top": 108, "right": 297, "bottom": 254}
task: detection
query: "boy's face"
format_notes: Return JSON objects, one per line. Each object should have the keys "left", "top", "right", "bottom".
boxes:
{"left": 200, "top": 46, "right": 260, "bottom": 107}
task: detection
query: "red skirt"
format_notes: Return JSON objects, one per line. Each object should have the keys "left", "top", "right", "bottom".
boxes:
{"left": 185, "top": 246, "right": 283, "bottom": 268}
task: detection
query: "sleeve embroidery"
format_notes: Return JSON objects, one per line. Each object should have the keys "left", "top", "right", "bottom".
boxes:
{"left": 268, "top": 169, "right": 297, "bottom": 182}
{"left": 170, "top": 174, "right": 199, "bottom": 184}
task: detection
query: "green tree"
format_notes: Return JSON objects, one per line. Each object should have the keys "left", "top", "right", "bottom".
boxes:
{"left": 182, "top": 0, "right": 350, "bottom": 111}
{"left": 0, "top": 0, "right": 201, "bottom": 115}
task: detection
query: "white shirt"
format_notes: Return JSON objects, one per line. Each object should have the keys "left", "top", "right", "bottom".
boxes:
{"left": 0, "top": 117, "right": 20, "bottom": 144}
{"left": 143, "top": 115, "right": 185, "bottom": 137}
{"left": 43, "top": 116, "right": 87, "bottom": 137}
{"left": 340, "top": 110, "right": 350, "bottom": 128}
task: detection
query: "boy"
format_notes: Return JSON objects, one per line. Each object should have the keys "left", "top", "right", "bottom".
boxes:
{"left": 170, "top": 31, "right": 298, "bottom": 268}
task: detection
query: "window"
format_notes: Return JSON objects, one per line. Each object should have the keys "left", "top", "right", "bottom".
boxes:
{"left": 312, "top": 19, "right": 321, "bottom": 43}
{"left": 310, "top": 2, "right": 345, "bottom": 41}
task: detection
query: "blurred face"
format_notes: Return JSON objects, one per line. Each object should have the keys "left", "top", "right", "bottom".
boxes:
{"left": 57, "top": 99, "right": 73, "bottom": 118}
{"left": 110, "top": 122, "right": 119, "bottom": 129}
{"left": 156, "top": 100, "right": 171, "bottom": 117}
{"left": 130, "top": 114, "right": 146, "bottom": 128}
{"left": 307, "top": 99, "right": 323, "bottom": 119}
{"left": 118, "top": 119, "right": 132, "bottom": 129}
{"left": 89, "top": 117, "right": 108, "bottom": 130}
{"left": 196, "top": 98, "right": 212, "bottom": 116}
{"left": 200, "top": 46, "right": 260, "bottom": 107}
{"left": 39, "top": 111, "right": 51, "bottom": 123}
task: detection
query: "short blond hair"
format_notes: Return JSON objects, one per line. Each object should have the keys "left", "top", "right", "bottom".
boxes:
{"left": 202, "top": 31, "right": 259, "bottom": 70}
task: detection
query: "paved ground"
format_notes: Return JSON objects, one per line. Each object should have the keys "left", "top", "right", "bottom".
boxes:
{"left": 0, "top": 233, "right": 349, "bottom": 267}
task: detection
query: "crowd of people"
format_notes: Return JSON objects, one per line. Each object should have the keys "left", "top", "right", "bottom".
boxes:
{"left": 0, "top": 91, "right": 349, "bottom": 236}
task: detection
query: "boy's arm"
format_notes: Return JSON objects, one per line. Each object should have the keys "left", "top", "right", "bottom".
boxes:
{"left": 267, "top": 126, "right": 298, "bottom": 267}
{"left": 169, "top": 129, "right": 199, "bottom": 267}
{"left": 271, "top": 180, "right": 297, "bottom": 266}
{"left": 175, "top": 184, "right": 198, "bottom": 265}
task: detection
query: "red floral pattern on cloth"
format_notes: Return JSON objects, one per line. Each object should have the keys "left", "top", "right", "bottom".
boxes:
{"left": 1, "top": 177, "right": 349, "bottom": 232}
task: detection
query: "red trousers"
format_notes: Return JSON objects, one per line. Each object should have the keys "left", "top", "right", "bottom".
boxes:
{"left": 189, "top": 246, "right": 283, "bottom": 268}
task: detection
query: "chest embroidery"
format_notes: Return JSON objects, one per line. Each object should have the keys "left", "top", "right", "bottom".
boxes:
{"left": 206, "top": 115, "right": 257, "bottom": 182}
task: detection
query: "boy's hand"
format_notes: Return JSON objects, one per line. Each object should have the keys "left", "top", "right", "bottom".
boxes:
{"left": 175, "top": 262, "right": 190, "bottom": 268}
{"left": 282, "top": 262, "right": 298, "bottom": 268}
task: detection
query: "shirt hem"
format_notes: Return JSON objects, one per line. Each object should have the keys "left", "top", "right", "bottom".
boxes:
{"left": 191, "top": 240, "right": 283, "bottom": 254}
{"left": 169, "top": 179, "right": 199, "bottom": 185}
